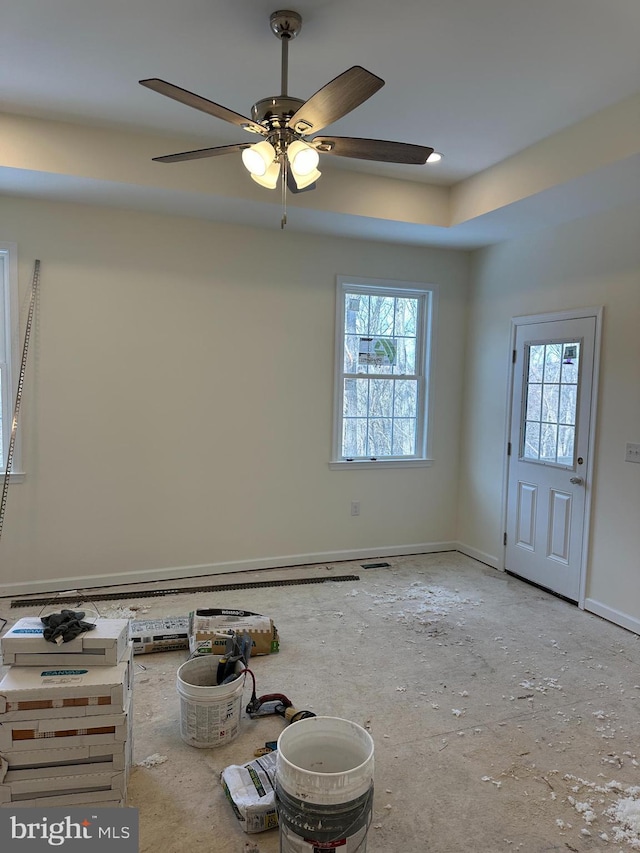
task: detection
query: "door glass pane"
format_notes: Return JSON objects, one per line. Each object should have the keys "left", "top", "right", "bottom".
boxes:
{"left": 543, "top": 344, "right": 562, "bottom": 383}
{"left": 524, "top": 421, "right": 540, "bottom": 458}
{"left": 528, "top": 345, "right": 545, "bottom": 382}
{"left": 522, "top": 341, "right": 580, "bottom": 465}
{"left": 526, "top": 383, "right": 542, "bottom": 422}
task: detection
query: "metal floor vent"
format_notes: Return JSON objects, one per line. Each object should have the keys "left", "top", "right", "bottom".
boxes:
{"left": 10, "top": 574, "right": 361, "bottom": 608}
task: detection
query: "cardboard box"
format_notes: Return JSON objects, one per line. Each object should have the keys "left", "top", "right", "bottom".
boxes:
{"left": 0, "top": 765, "right": 127, "bottom": 804}
{"left": 1, "top": 618, "right": 130, "bottom": 666}
{"left": 189, "top": 610, "right": 279, "bottom": 657}
{"left": 0, "top": 710, "right": 131, "bottom": 752}
{"left": 221, "top": 751, "right": 278, "bottom": 834}
{"left": 4, "top": 792, "right": 126, "bottom": 808}
{"left": 0, "top": 646, "right": 133, "bottom": 721}
{"left": 130, "top": 616, "right": 189, "bottom": 655}
{"left": 1, "top": 741, "right": 131, "bottom": 773}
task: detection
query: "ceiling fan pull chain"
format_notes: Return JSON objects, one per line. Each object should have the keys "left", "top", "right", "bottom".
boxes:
{"left": 281, "top": 156, "right": 288, "bottom": 229}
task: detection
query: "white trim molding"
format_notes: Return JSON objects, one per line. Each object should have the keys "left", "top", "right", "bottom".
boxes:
{"left": 584, "top": 598, "right": 640, "bottom": 637}
{"left": 0, "top": 541, "right": 459, "bottom": 597}
{"left": 455, "top": 542, "right": 501, "bottom": 570}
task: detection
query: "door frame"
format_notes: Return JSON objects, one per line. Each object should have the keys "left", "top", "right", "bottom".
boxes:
{"left": 500, "top": 306, "right": 604, "bottom": 608}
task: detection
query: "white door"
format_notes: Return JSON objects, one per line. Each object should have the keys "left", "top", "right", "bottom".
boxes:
{"left": 505, "top": 314, "right": 598, "bottom": 601}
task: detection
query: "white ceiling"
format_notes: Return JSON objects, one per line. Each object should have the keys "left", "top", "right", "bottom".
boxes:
{"left": 1, "top": 0, "right": 639, "bottom": 246}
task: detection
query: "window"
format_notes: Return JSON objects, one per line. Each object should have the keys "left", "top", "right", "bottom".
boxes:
{"left": 522, "top": 340, "right": 580, "bottom": 467}
{"left": 0, "top": 243, "right": 20, "bottom": 474}
{"left": 331, "top": 276, "right": 436, "bottom": 467}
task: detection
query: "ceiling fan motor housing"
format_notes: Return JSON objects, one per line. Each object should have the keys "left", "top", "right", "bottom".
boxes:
{"left": 251, "top": 96, "right": 304, "bottom": 131}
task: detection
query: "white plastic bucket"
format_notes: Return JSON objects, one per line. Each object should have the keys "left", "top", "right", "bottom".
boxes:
{"left": 176, "top": 655, "right": 245, "bottom": 748}
{"left": 276, "top": 716, "right": 374, "bottom": 852}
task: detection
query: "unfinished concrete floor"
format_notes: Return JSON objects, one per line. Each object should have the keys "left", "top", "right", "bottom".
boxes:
{"left": 2, "top": 552, "right": 640, "bottom": 852}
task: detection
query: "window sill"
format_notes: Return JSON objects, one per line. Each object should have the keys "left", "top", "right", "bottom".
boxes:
{"left": 329, "top": 459, "right": 433, "bottom": 470}
{"left": 1, "top": 471, "right": 25, "bottom": 483}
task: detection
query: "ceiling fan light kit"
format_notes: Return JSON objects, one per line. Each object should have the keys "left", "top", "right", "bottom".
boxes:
{"left": 140, "top": 9, "right": 435, "bottom": 224}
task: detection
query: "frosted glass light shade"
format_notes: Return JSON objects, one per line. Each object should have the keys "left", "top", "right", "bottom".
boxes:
{"left": 251, "top": 159, "right": 281, "bottom": 189}
{"left": 291, "top": 167, "right": 321, "bottom": 190}
{"left": 287, "top": 140, "right": 320, "bottom": 177}
{"left": 242, "top": 140, "right": 276, "bottom": 176}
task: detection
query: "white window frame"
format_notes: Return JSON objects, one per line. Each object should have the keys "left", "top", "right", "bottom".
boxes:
{"left": 330, "top": 275, "right": 437, "bottom": 469}
{"left": 0, "top": 242, "right": 23, "bottom": 477}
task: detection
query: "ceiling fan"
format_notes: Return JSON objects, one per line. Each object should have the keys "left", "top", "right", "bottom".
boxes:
{"left": 140, "top": 9, "right": 435, "bottom": 224}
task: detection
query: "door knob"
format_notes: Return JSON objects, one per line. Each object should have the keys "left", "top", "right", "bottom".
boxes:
{"left": 569, "top": 476, "right": 583, "bottom": 485}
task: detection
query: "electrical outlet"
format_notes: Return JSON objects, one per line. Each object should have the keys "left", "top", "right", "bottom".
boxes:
{"left": 350, "top": 501, "right": 360, "bottom": 516}
{"left": 625, "top": 443, "right": 640, "bottom": 463}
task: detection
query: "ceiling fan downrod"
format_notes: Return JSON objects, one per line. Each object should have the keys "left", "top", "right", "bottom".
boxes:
{"left": 270, "top": 10, "right": 302, "bottom": 98}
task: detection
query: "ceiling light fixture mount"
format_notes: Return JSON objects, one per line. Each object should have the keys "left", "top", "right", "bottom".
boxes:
{"left": 140, "top": 9, "right": 436, "bottom": 228}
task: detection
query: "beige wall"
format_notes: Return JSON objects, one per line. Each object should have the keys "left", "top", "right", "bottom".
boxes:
{"left": 459, "top": 202, "right": 640, "bottom": 629}
{"left": 0, "top": 197, "right": 469, "bottom": 593}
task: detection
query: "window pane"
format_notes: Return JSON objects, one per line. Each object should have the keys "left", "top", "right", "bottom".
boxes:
{"left": 394, "top": 337, "right": 416, "bottom": 375}
{"left": 392, "top": 418, "right": 416, "bottom": 455}
{"left": 343, "top": 378, "right": 370, "bottom": 417}
{"left": 344, "top": 335, "right": 361, "bottom": 372}
{"left": 561, "top": 342, "right": 580, "bottom": 383}
{"left": 525, "top": 383, "right": 542, "bottom": 422}
{"left": 393, "top": 380, "right": 417, "bottom": 418}
{"left": 528, "top": 345, "right": 545, "bottom": 382}
{"left": 544, "top": 344, "right": 562, "bottom": 383}
{"left": 558, "top": 425, "right": 575, "bottom": 465}
{"left": 559, "top": 385, "right": 577, "bottom": 425}
{"left": 523, "top": 421, "right": 540, "bottom": 459}
{"left": 345, "top": 293, "right": 370, "bottom": 336}
{"left": 369, "top": 296, "right": 395, "bottom": 336}
{"left": 394, "top": 297, "right": 418, "bottom": 336}
{"left": 540, "top": 422, "right": 558, "bottom": 461}
{"left": 367, "top": 419, "right": 392, "bottom": 456}
{"left": 358, "top": 336, "right": 395, "bottom": 375}
{"left": 343, "top": 418, "right": 367, "bottom": 458}
{"left": 542, "top": 384, "right": 559, "bottom": 424}
{"left": 369, "top": 379, "right": 393, "bottom": 417}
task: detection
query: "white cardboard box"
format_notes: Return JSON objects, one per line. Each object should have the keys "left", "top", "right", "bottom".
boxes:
{"left": 1, "top": 741, "right": 131, "bottom": 773}
{"left": 0, "top": 646, "right": 133, "bottom": 721}
{"left": 1, "top": 618, "right": 130, "bottom": 666}
{"left": 0, "top": 710, "right": 131, "bottom": 752}
{"left": 5, "top": 791, "right": 126, "bottom": 808}
{"left": 0, "top": 766, "right": 127, "bottom": 804}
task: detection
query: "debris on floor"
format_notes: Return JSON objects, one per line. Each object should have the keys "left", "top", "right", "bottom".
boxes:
{"left": 136, "top": 753, "right": 168, "bottom": 768}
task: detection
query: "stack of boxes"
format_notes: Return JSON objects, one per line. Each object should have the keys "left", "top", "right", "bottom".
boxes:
{"left": 0, "top": 616, "right": 133, "bottom": 809}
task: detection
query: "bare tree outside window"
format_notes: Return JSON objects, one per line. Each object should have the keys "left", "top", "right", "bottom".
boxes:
{"left": 334, "top": 278, "right": 434, "bottom": 463}
{"left": 523, "top": 341, "right": 580, "bottom": 466}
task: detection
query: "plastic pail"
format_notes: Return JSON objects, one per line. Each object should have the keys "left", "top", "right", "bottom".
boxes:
{"left": 176, "top": 655, "right": 245, "bottom": 748}
{"left": 276, "top": 716, "right": 374, "bottom": 852}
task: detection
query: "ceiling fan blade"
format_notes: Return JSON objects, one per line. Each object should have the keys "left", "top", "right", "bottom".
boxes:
{"left": 287, "top": 66, "right": 384, "bottom": 135}
{"left": 152, "top": 143, "right": 250, "bottom": 164}
{"left": 140, "top": 78, "right": 266, "bottom": 135}
{"left": 312, "top": 136, "right": 433, "bottom": 164}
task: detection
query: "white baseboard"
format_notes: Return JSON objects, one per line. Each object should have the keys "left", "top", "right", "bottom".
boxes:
{"left": 455, "top": 542, "right": 501, "bottom": 570}
{"left": 583, "top": 598, "right": 640, "bottom": 637}
{"left": 0, "top": 541, "right": 458, "bottom": 598}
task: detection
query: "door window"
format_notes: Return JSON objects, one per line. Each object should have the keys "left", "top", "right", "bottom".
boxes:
{"left": 522, "top": 341, "right": 580, "bottom": 466}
